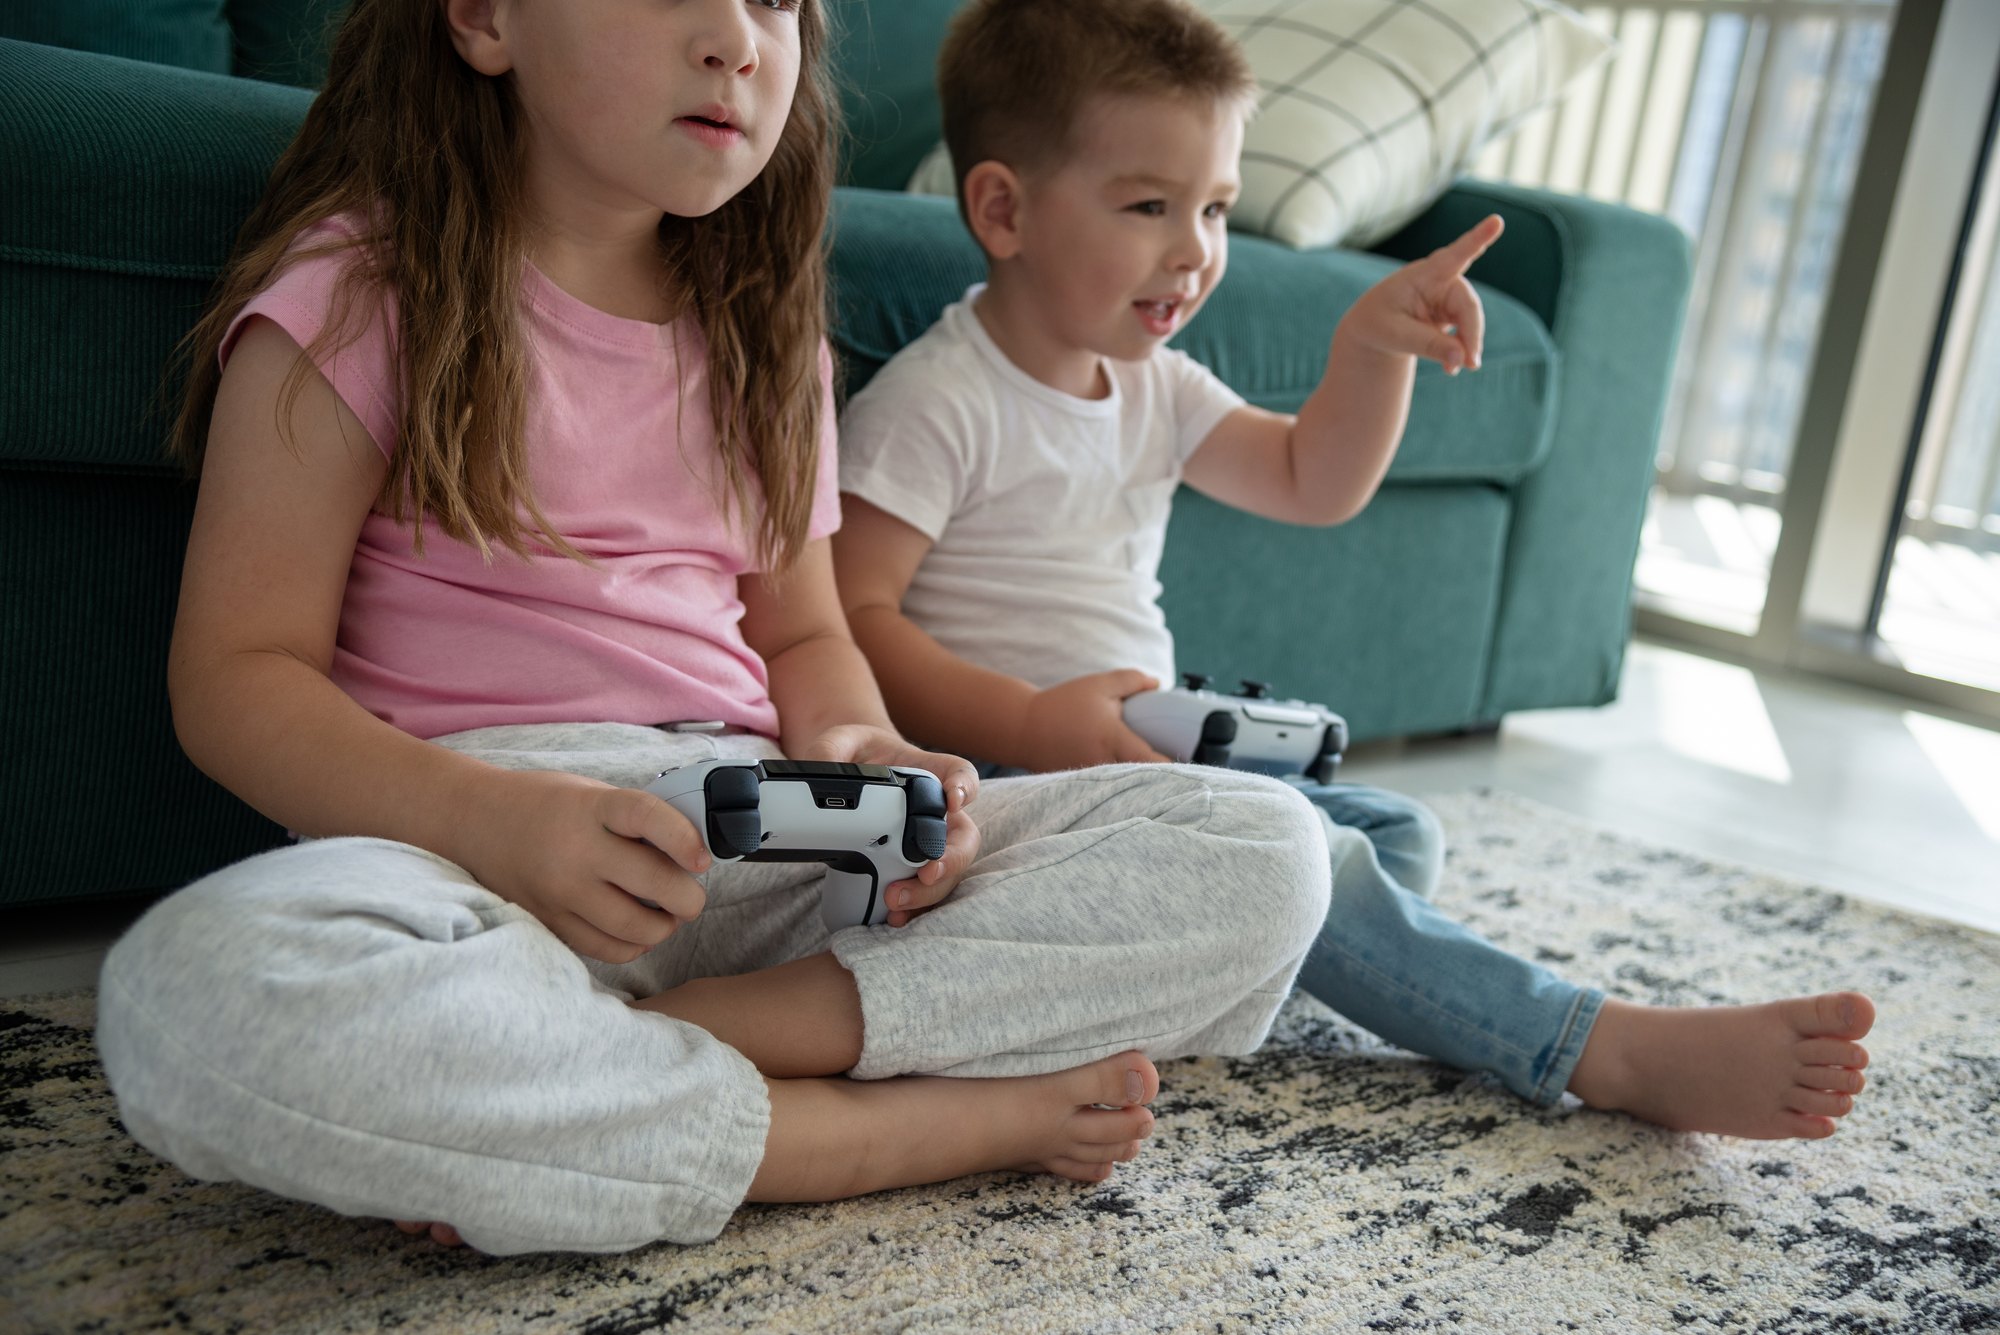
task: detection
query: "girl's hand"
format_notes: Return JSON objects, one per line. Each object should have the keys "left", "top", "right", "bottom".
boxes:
{"left": 793, "top": 724, "right": 981, "bottom": 926}
{"left": 1016, "top": 670, "right": 1171, "bottom": 772}
{"left": 460, "top": 769, "right": 712, "bottom": 963}
{"left": 1340, "top": 214, "right": 1504, "bottom": 375}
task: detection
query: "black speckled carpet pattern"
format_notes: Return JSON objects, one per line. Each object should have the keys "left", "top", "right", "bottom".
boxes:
{"left": 3, "top": 790, "right": 1995, "bottom": 1333}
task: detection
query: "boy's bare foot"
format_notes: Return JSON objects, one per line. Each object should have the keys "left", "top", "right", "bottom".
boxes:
{"left": 751, "top": 1051, "right": 1161, "bottom": 1201}
{"left": 1568, "top": 991, "right": 1874, "bottom": 1139}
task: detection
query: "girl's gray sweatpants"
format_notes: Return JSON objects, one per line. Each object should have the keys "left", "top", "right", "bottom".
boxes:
{"left": 96, "top": 724, "right": 1330, "bottom": 1255}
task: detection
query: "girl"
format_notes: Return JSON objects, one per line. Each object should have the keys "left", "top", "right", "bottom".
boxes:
{"left": 96, "top": 0, "right": 1333, "bottom": 1255}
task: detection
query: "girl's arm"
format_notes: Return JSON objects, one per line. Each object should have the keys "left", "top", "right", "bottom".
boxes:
{"left": 172, "top": 318, "right": 707, "bottom": 961}
{"left": 170, "top": 316, "right": 481, "bottom": 847}
{"left": 738, "top": 533, "right": 899, "bottom": 755}
{"left": 739, "top": 531, "right": 982, "bottom": 924}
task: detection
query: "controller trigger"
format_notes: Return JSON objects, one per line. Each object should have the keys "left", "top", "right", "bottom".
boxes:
{"left": 904, "top": 815, "right": 948, "bottom": 865}
{"left": 903, "top": 772, "right": 947, "bottom": 820}
{"left": 709, "top": 809, "right": 762, "bottom": 859}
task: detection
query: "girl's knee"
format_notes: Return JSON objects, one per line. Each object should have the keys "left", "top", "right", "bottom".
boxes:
{"left": 105, "top": 838, "right": 480, "bottom": 992}
{"left": 100, "top": 839, "right": 501, "bottom": 1106}
{"left": 1202, "top": 771, "right": 1333, "bottom": 965}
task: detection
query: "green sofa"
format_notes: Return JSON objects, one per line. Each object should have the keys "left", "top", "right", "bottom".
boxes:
{"left": 0, "top": 2, "right": 1691, "bottom": 909}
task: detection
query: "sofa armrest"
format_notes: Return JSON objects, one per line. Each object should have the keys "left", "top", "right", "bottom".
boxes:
{"left": 1373, "top": 180, "right": 1695, "bottom": 718}
{"left": 0, "top": 38, "right": 312, "bottom": 472}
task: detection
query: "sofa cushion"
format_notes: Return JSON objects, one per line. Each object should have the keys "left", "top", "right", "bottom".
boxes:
{"left": 0, "top": 40, "right": 312, "bottom": 473}
{"left": 226, "top": 0, "right": 346, "bottom": 86}
{"left": 830, "top": 187, "right": 1558, "bottom": 487}
{"left": 1187, "top": 0, "right": 1611, "bottom": 250}
{"left": 0, "top": 0, "right": 231, "bottom": 75}
{"left": 1162, "top": 483, "right": 1508, "bottom": 739}
{"left": 828, "top": 0, "right": 963, "bottom": 192}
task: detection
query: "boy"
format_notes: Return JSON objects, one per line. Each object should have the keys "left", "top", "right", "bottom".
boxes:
{"left": 833, "top": 0, "right": 1873, "bottom": 1139}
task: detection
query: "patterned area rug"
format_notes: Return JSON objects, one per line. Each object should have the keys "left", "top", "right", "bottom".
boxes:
{"left": 4, "top": 790, "right": 1996, "bottom": 1334}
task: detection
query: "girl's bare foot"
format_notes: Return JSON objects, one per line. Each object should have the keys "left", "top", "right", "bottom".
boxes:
{"left": 1568, "top": 991, "right": 1874, "bottom": 1139}
{"left": 385, "top": 1052, "right": 1162, "bottom": 1243}
{"left": 751, "top": 1050, "right": 1161, "bottom": 1201}
{"left": 392, "top": 1219, "right": 463, "bottom": 1246}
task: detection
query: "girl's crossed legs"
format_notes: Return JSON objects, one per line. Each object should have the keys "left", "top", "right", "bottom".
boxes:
{"left": 98, "top": 728, "right": 1332, "bottom": 1255}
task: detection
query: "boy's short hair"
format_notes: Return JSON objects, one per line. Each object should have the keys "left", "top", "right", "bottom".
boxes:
{"left": 937, "top": 0, "right": 1256, "bottom": 206}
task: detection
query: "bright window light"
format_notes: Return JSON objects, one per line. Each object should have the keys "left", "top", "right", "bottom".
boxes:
{"left": 1902, "top": 711, "right": 2000, "bottom": 843}
{"left": 1652, "top": 652, "right": 1794, "bottom": 784}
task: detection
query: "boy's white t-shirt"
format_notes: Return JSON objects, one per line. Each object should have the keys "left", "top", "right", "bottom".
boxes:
{"left": 838, "top": 288, "right": 1244, "bottom": 690}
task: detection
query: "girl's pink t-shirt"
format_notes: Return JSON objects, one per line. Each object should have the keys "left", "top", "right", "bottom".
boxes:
{"left": 220, "top": 232, "right": 841, "bottom": 741}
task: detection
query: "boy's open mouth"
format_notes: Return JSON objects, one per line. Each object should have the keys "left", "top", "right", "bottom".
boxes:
{"left": 1134, "top": 298, "right": 1183, "bottom": 336}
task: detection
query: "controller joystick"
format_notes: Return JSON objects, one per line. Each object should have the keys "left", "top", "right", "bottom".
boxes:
{"left": 646, "top": 759, "right": 948, "bottom": 929}
{"left": 1124, "top": 676, "right": 1348, "bottom": 784}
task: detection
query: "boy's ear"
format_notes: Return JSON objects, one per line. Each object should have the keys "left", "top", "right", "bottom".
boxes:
{"left": 443, "top": 0, "right": 512, "bottom": 76}
{"left": 962, "top": 161, "right": 1026, "bottom": 262}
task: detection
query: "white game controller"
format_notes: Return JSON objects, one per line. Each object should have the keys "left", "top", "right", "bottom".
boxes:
{"left": 1123, "top": 674, "right": 1349, "bottom": 784}
{"left": 645, "top": 759, "right": 950, "bottom": 929}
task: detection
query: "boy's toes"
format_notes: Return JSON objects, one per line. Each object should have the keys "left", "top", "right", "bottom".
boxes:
{"left": 1786, "top": 1087, "right": 1855, "bottom": 1119}
{"left": 1798, "top": 1038, "right": 1869, "bottom": 1070}
{"left": 1805, "top": 1065, "right": 1867, "bottom": 1095}
{"left": 1798, "top": 992, "right": 1874, "bottom": 1039}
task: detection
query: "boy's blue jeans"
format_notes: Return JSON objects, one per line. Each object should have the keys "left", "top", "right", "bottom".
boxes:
{"left": 977, "top": 763, "right": 1604, "bottom": 1105}
{"left": 1284, "top": 779, "right": 1604, "bottom": 1107}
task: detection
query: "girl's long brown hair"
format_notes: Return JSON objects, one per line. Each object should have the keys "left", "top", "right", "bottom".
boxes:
{"left": 170, "top": 0, "right": 838, "bottom": 572}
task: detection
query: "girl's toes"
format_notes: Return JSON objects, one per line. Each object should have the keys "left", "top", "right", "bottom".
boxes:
{"left": 429, "top": 1223, "right": 464, "bottom": 1247}
{"left": 1076, "top": 1104, "right": 1154, "bottom": 1147}
{"left": 1786, "top": 1087, "right": 1855, "bottom": 1118}
{"left": 1084, "top": 1052, "right": 1159, "bottom": 1108}
{"left": 1116, "top": 1107, "right": 1155, "bottom": 1141}
{"left": 394, "top": 1220, "right": 427, "bottom": 1235}
{"left": 1047, "top": 1158, "right": 1116, "bottom": 1183}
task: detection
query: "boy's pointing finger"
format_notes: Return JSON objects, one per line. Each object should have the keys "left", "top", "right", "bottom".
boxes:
{"left": 1434, "top": 213, "right": 1504, "bottom": 276}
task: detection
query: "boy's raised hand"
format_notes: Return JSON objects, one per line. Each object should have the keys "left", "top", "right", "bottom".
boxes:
{"left": 794, "top": 723, "right": 982, "bottom": 927}
{"left": 1340, "top": 213, "right": 1504, "bottom": 375}
{"left": 1016, "top": 670, "right": 1173, "bottom": 772}
{"left": 462, "top": 768, "right": 712, "bottom": 964}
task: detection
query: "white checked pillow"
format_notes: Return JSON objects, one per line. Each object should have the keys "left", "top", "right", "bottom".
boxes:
{"left": 907, "top": 0, "right": 1612, "bottom": 250}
